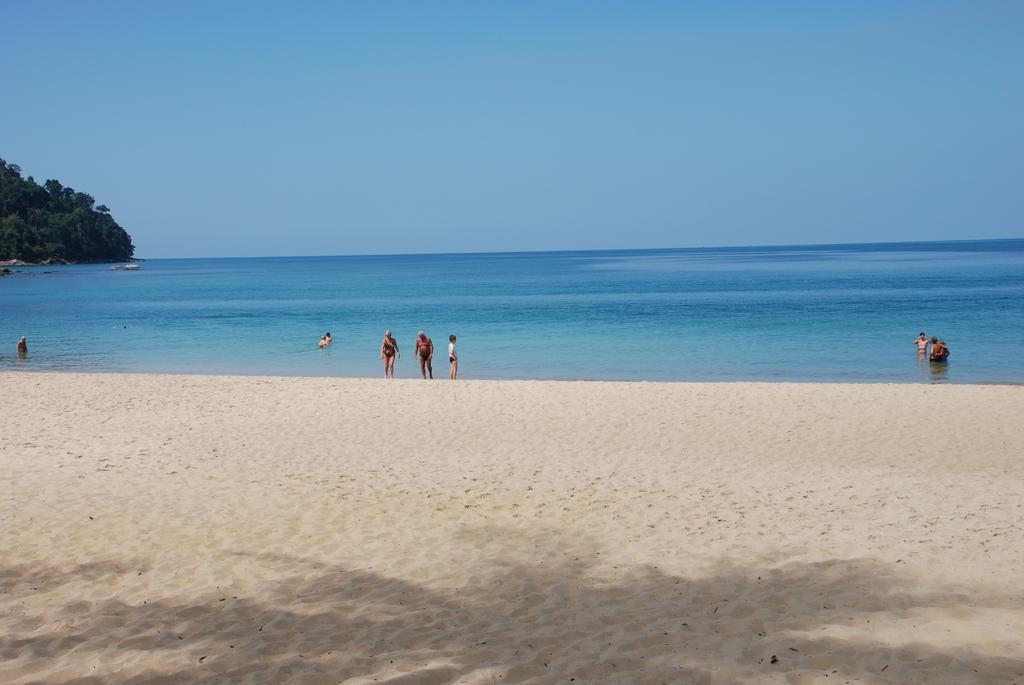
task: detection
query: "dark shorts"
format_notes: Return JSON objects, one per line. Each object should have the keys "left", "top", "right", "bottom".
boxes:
{"left": 450, "top": 356, "right": 456, "bottom": 363}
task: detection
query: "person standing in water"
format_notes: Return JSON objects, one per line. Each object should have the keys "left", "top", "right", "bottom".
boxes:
{"left": 930, "top": 338, "right": 950, "bottom": 362}
{"left": 913, "top": 332, "right": 930, "bottom": 357}
{"left": 17, "top": 336, "right": 27, "bottom": 357}
{"left": 380, "top": 330, "right": 399, "bottom": 378}
{"left": 415, "top": 330, "right": 434, "bottom": 379}
{"left": 448, "top": 335, "right": 458, "bottom": 380}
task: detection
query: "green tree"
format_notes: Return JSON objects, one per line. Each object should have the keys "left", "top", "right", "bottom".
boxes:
{"left": 0, "top": 158, "right": 134, "bottom": 262}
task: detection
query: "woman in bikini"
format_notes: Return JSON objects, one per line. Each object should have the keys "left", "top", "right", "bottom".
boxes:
{"left": 913, "top": 332, "right": 930, "bottom": 357}
{"left": 380, "top": 330, "right": 399, "bottom": 378}
{"left": 415, "top": 330, "right": 434, "bottom": 380}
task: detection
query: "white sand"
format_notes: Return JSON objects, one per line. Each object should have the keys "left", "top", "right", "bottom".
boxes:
{"left": 1, "top": 372, "right": 1022, "bottom": 684}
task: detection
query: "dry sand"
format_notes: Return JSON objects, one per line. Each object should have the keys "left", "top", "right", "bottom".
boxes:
{"left": 1, "top": 372, "right": 1022, "bottom": 684}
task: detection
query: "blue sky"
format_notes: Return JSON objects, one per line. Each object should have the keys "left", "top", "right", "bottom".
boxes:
{"left": 3, "top": 1, "right": 1021, "bottom": 257}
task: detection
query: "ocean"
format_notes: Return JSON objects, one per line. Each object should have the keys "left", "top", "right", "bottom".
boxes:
{"left": 2, "top": 239, "right": 1023, "bottom": 383}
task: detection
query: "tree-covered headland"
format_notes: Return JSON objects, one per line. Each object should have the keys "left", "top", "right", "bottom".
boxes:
{"left": 0, "top": 159, "right": 135, "bottom": 262}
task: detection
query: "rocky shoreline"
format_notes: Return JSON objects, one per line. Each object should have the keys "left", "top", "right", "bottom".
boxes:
{"left": 0, "top": 257, "right": 145, "bottom": 266}
{"left": 0, "top": 257, "right": 70, "bottom": 267}
{"left": 1, "top": 257, "right": 144, "bottom": 276}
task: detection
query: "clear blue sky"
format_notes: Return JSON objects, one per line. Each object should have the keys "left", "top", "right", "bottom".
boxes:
{"left": 3, "top": 1, "right": 1022, "bottom": 257}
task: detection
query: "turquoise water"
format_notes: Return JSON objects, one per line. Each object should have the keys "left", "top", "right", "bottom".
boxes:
{"left": 2, "top": 240, "right": 1023, "bottom": 382}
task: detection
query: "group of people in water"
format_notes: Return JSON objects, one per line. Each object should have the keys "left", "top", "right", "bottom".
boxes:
{"left": 914, "top": 332, "right": 951, "bottom": 362}
{"left": 15, "top": 330, "right": 951, "bottom": 376}
{"left": 316, "top": 329, "right": 458, "bottom": 380}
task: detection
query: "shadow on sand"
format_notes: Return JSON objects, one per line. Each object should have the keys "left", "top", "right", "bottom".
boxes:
{"left": 1, "top": 526, "right": 1022, "bottom": 684}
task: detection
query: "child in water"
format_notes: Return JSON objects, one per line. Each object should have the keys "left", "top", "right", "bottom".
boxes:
{"left": 448, "top": 335, "right": 458, "bottom": 380}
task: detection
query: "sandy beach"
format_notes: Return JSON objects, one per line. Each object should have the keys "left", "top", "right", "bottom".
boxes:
{"left": 1, "top": 372, "right": 1022, "bottom": 684}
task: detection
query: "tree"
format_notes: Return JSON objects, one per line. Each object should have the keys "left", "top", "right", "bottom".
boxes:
{"left": 0, "top": 159, "right": 134, "bottom": 261}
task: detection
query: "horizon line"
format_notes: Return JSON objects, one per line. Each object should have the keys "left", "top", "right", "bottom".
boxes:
{"left": 138, "top": 236, "right": 1024, "bottom": 261}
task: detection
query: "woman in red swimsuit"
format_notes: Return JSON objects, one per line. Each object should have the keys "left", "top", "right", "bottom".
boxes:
{"left": 380, "top": 330, "right": 399, "bottom": 378}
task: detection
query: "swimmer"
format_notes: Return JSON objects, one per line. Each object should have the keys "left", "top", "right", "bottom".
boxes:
{"left": 17, "top": 336, "right": 27, "bottom": 357}
{"left": 380, "top": 330, "right": 400, "bottom": 378}
{"left": 415, "top": 330, "right": 434, "bottom": 380}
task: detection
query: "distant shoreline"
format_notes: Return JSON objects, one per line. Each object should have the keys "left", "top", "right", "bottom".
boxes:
{"left": 3, "top": 236, "right": 1023, "bottom": 264}
{"left": 0, "top": 257, "right": 144, "bottom": 267}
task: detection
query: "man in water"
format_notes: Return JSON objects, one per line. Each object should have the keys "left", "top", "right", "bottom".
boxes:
{"left": 415, "top": 330, "right": 434, "bottom": 380}
{"left": 913, "top": 332, "right": 930, "bottom": 356}
{"left": 17, "top": 336, "right": 27, "bottom": 357}
{"left": 930, "top": 338, "right": 950, "bottom": 362}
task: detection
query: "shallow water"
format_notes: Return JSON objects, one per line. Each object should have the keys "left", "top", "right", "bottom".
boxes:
{"left": 2, "top": 240, "right": 1023, "bottom": 382}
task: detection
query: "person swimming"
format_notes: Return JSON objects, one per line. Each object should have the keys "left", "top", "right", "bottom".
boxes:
{"left": 913, "top": 332, "right": 930, "bottom": 356}
{"left": 318, "top": 332, "right": 332, "bottom": 348}
{"left": 415, "top": 330, "right": 434, "bottom": 380}
{"left": 380, "top": 330, "right": 399, "bottom": 378}
{"left": 930, "top": 338, "right": 950, "bottom": 362}
{"left": 17, "top": 336, "right": 27, "bottom": 357}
